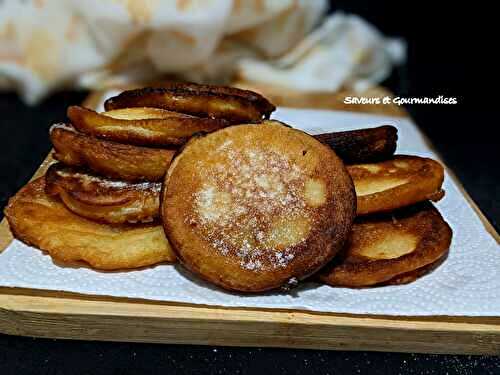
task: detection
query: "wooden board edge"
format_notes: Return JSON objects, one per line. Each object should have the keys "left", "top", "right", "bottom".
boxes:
{"left": 0, "top": 292, "right": 499, "bottom": 354}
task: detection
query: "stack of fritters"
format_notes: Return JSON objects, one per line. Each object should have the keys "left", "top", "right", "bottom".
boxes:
{"left": 5, "top": 82, "right": 452, "bottom": 291}
{"left": 317, "top": 149, "right": 451, "bottom": 287}
{"left": 7, "top": 84, "right": 275, "bottom": 269}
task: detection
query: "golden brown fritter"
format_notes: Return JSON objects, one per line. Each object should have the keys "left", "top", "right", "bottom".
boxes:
{"left": 347, "top": 155, "right": 445, "bottom": 215}
{"left": 162, "top": 120, "right": 356, "bottom": 292}
{"left": 313, "top": 125, "right": 398, "bottom": 163}
{"left": 318, "top": 203, "right": 452, "bottom": 287}
{"left": 382, "top": 255, "right": 447, "bottom": 286}
{"left": 50, "top": 124, "right": 176, "bottom": 182}
{"left": 68, "top": 106, "right": 228, "bottom": 146}
{"left": 45, "top": 163, "right": 161, "bottom": 224}
{"left": 104, "top": 83, "right": 276, "bottom": 124}
{"left": 4, "top": 177, "right": 176, "bottom": 270}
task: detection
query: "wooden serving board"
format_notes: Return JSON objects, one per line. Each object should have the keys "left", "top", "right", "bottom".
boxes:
{"left": 1, "top": 83, "right": 499, "bottom": 355}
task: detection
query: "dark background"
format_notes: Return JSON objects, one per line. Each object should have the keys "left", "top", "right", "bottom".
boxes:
{"left": 0, "top": 2, "right": 498, "bottom": 374}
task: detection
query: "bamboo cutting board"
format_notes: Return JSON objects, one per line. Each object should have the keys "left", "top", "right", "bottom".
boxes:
{"left": 0, "top": 83, "right": 499, "bottom": 354}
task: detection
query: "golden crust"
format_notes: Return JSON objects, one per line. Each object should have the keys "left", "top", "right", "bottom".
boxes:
{"left": 318, "top": 203, "right": 452, "bottom": 287}
{"left": 347, "top": 155, "right": 445, "bottom": 215}
{"left": 4, "top": 177, "right": 176, "bottom": 270}
{"left": 102, "top": 107, "right": 187, "bottom": 120}
{"left": 50, "top": 124, "right": 176, "bottom": 182}
{"left": 382, "top": 255, "right": 448, "bottom": 286}
{"left": 45, "top": 163, "right": 161, "bottom": 224}
{"left": 162, "top": 120, "right": 356, "bottom": 292}
{"left": 313, "top": 125, "right": 398, "bottom": 164}
{"left": 68, "top": 106, "right": 228, "bottom": 146}
{"left": 104, "top": 83, "right": 276, "bottom": 124}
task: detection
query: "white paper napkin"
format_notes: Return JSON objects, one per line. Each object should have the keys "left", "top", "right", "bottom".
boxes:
{"left": 1, "top": 108, "right": 498, "bottom": 316}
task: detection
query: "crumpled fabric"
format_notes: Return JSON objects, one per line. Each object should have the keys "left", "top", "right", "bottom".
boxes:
{"left": 237, "top": 12, "right": 406, "bottom": 92}
{"left": 0, "top": 0, "right": 404, "bottom": 104}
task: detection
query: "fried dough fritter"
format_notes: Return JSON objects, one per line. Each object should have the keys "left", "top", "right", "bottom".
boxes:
{"left": 382, "top": 255, "right": 447, "bottom": 286}
{"left": 347, "top": 155, "right": 445, "bottom": 215}
{"left": 313, "top": 125, "right": 398, "bottom": 164}
{"left": 4, "top": 177, "right": 176, "bottom": 270}
{"left": 42, "top": 154, "right": 440, "bottom": 226}
{"left": 45, "top": 163, "right": 161, "bottom": 224}
{"left": 104, "top": 83, "right": 276, "bottom": 124}
{"left": 50, "top": 124, "right": 176, "bottom": 182}
{"left": 162, "top": 120, "right": 356, "bottom": 292}
{"left": 68, "top": 106, "right": 228, "bottom": 146}
{"left": 318, "top": 203, "right": 452, "bottom": 287}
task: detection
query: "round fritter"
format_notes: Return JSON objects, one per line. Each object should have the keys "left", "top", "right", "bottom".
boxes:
{"left": 347, "top": 155, "right": 445, "bottom": 215}
{"left": 68, "top": 106, "right": 228, "bottom": 146}
{"left": 318, "top": 203, "right": 452, "bottom": 287}
{"left": 50, "top": 124, "right": 176, "bottom": 182}
{"left": 104, "top": 83, "right": 276, "bottom": 124}
{"left": 45, "top": 163, "right": 161, "bottom": 224}
{"left": 162, "top": 120, "right": 356, "bottom": 292}
{"left": 4, "top": 177, "right": 176, "bottom": 270}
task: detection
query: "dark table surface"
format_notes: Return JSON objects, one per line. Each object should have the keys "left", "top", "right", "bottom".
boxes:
{"left": 1, "top": 3, "right": 499, "bottom": 374}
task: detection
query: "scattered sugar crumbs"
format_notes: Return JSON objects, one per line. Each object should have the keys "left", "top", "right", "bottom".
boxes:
{"left": 187, "top": 146, "right": 314, "bottom": 271}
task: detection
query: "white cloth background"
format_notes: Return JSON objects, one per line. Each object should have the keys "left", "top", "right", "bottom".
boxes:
{"left": 0, "top": 0, "right": 404, "bottom": 103}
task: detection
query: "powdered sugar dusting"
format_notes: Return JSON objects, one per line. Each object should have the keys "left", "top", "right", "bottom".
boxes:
{"left": 189, "top": 146, "right": 314, "bottom": 271}
{"left": 49, "top": 123, "right": 77, "bottom": 134}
